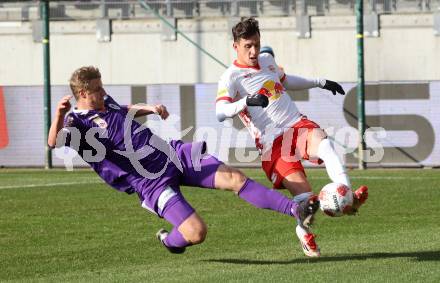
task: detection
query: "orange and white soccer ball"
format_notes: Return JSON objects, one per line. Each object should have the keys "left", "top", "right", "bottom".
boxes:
{"left": 319, "top": 183, "right": 353, "bottom": 217}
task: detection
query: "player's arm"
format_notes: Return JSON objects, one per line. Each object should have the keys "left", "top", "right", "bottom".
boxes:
{"left": 282, "top": 74, "right": 345, "bottom": 95}
{"left": 103, "top": 95, "right": 168, "bottom": 120}
{"left": 216, "top": 73, "right": 269, "bottom": 122}
{"left": 216, "top": 76, "right": 241, "bottom": 122}
{"left": 216, "top": 93, "right": 271, "bottom": 122}
{"left": 127, "top": 104, "right": 169, "bottom": 120}
{"left": 48, "top": 95, "right": 72, "bottom": 148}
{"left": 216, "top": 98, "right": 247, "bottom": 122}
{"left": 282, "top": 74, "right": 320, "bottom": 90}
{"left": 261, "top": 52, "right": 344, "bottom": 95}
{"left": 216, "top": 93, "right": 271, "bottom": 121}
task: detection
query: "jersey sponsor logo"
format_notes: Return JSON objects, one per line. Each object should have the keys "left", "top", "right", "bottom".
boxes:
{"left": 92, "top": 116, "right": 108, "bottom": 129}
{"left": 0, "top": 86, "right": 9, "bottom": 149}
{"left": 257, "top": 80, "right": 284, "bottom": 100}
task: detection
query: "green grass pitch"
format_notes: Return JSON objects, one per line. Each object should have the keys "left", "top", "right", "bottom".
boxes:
{"left": 1, "top": 168, "right": 439, "bottom": 282}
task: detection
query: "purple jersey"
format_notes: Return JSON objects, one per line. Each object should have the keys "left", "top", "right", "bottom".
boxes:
{"left": 62, "top": 95, "right": 182, "bottom": 194}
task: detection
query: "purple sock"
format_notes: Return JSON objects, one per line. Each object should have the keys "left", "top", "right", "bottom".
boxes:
{"left": 163, "top": 227, "right": 190, "bottom": 248}
{"left": 160, "top": 192, "right": 195, "bottom": 249}
{"left": 238, "top": 179, "right": 299, "bottom": 218}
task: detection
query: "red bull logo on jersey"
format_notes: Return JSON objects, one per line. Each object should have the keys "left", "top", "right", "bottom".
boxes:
{"left": 0, "top": 86, "right": 9, "bottom": 149}
{"left": 257, "top": 80, "right": 284, "bottom": 100}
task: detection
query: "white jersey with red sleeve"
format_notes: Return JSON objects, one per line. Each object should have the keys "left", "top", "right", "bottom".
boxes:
{"left": 216, "top": 53, "right": 302, "bottom": 150}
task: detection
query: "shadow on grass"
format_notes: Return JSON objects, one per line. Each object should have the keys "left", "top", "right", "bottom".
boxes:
{"left": 204, "top": 251, "right": 440, "bottom": 265}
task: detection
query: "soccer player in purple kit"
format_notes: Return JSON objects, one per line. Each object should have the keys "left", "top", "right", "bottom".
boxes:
{"left": 48, "top": 66, "right": 319, "bottom": 254}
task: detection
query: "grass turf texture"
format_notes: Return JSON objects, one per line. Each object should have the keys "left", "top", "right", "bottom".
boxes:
{"left": 1, "top": 168, "right": 439, "bottom": 282}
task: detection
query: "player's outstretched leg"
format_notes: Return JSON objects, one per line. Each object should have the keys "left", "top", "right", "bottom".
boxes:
{"left": 215, "top": 165, "right": 318, "bottom": 223}
{"left": 282, "top": 173, "right": 321, "bottom": 257}
{"left": 295, "top": 195, "right": 321, "bottom": 257}
{"left": 214, "top": 164, "right": 320, "bottom": 258}
{"left": 308, "top": 130, "right": 369, "bottom": 215}
{"left": 315, "top": 136, "right": 351, "bottom": 188}
{"left": 239, "top": 178, "right": 321, "bottom": 230}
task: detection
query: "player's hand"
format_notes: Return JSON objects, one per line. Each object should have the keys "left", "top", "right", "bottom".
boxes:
{"left": 322, "top": 79, "right": 345, "bottom": 95}
{"left": 153, "top": 104, "right": 169, "bottom": 120}
{"left": 246, "top": 93, "right": 269, "bottom": 108}
{"left": 56, "top": 95, "right": 72, "bottom": 116}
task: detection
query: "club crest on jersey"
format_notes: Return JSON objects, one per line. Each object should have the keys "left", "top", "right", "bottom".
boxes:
{"left": 92, "top": 116, "right": 108, "bottom": 129}
{"left": 108, "top": 103, "right": 120, "bottom": 110}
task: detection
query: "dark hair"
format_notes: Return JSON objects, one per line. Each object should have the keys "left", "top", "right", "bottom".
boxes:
{"left": 232, "top": 18, "right": 260, "bottom": 42}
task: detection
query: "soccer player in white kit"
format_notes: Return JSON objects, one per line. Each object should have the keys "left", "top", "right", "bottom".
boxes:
{"left": 215, "top": 18, "right": 368, "bottom": 257}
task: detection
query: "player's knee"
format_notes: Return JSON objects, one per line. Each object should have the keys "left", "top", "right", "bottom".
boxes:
{"left": 185, "top": 222, "right": 207, "bottom": 244}
{"left": 307, "top": 129, "right": 327, "bottom": 157}
{"left": 226, "top": 167, "right": 247, "bottom": 191}
{"left": 215, "top": 164, "right": 247, "bottom": 192}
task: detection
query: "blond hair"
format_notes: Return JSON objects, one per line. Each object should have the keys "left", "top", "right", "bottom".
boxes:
{"left": 69, "top": 66, "right": 101, "bottom": 99}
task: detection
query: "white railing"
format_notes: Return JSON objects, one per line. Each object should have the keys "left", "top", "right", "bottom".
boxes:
{"left": 0, "top": 0, "right": 438, "bottom": 21}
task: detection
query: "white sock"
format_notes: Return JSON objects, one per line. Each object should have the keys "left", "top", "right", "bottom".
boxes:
{"left": 317, "top": 138, "right": 351, "bottom": 188}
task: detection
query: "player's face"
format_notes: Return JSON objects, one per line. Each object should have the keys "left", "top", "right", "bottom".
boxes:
{"left": 234, "top": 34, "right": 261, "bottom": 67}
{"left": 83, "top": 78, "right": 106, "bottom": 110}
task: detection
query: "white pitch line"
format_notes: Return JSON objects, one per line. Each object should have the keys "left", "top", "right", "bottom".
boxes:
{"left": 0, "top": 175, "right": 437, "bottom": 191}
{"left": 0, "top": 181, "right": 104, "bottom": 190}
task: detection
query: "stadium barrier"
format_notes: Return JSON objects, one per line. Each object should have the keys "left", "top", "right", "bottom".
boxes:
{"left": 0, "top": 0, "right": 439, "bottom": 22}
{"left": 0, "top": 81, "right": 439, "bottom": 168}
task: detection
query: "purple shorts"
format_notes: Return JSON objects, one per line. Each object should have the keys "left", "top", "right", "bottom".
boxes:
{"left": 138, "top": 140, "right": 223, "bottom": 222}
{"left": 174, "top": 140, "right": 223, "bottom": 189}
